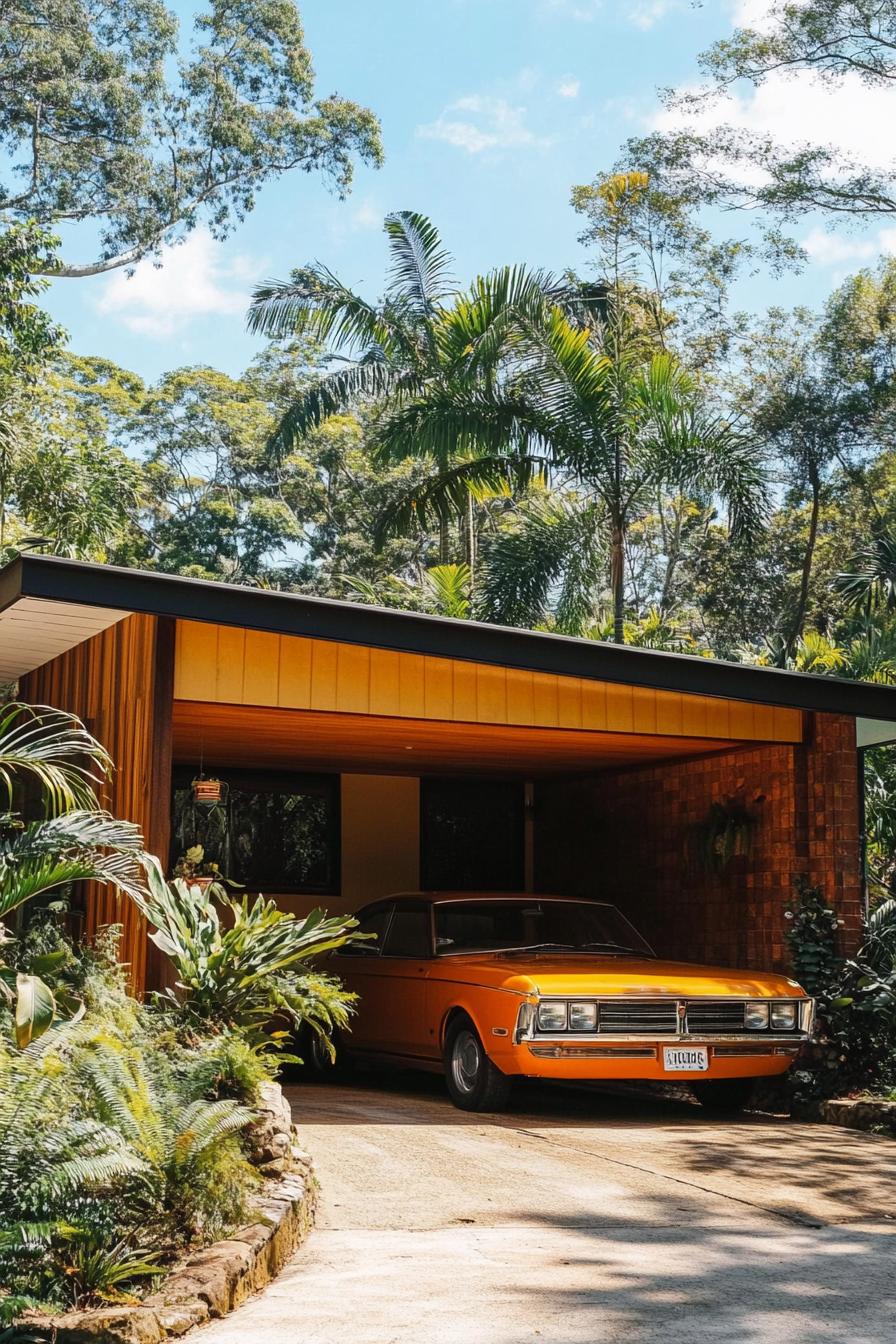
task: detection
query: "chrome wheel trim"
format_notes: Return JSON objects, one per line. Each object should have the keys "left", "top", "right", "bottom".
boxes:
{"left": 451, "top": 1029, "right": 481, "bottom": 1094}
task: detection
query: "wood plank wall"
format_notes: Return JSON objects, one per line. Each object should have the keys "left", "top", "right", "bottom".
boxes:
{"left": 174, "top": 620, "right": 804, "bottom": 744}
{"left": 20, "top": 614, "right": 174, "bottom": 993}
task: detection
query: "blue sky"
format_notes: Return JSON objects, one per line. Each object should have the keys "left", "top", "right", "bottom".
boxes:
{"left": 41, "top": 0, "right": 896, "bottom": 383}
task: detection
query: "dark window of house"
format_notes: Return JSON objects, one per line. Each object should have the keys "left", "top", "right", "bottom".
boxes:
{"left": 171, "top": 769, "right": 339, "bottom": 894}
{"left": 421, "top": 778, "right": 524, "bottom": 892}
{"left": 339, "top": 903, "right": 393, "bottom": 957}
{"left": 381, "top": 904, "right": 431, "bottom": 959}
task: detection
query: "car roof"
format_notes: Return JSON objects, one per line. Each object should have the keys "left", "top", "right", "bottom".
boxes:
{"left": 361, "top": 892, "right": 615, "bottom": 908}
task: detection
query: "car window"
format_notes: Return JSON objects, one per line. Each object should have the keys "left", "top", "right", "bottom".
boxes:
{"left": 339, "top": 903, "right": 392, "bottom": 957}
{"left": 381, "top": 906, "right": 431, "bottom": 959}
{"left": 434, "top": 900, "right": 654, "bottom": 957}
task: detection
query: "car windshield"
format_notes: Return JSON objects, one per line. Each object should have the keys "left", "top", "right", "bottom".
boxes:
{"left": 433, "top": 899, "right": 654, "bottom": 958}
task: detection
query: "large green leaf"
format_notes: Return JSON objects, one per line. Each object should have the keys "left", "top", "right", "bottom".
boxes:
{"left": 14, "top": 973, "right": 56, "bottom": 1048}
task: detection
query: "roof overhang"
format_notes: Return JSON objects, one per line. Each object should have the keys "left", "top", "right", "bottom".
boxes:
{"left": 3, "top": 554, "right": 896, "bottom": 722}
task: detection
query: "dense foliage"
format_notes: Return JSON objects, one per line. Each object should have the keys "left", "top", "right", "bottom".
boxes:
{"left": 0, "top": 705, "right": 359, "bottom": 1320}
{"left": 0, "top": 931, "right": 260, "bottom": 1316}
{"left": 135, "top": 856, "right": 362, "bottom": 1056}
{"left": 784, "top": 882, "right": 896, "bottom": 1107}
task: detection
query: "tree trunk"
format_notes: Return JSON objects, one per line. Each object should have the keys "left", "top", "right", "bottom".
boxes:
{"left": 611, "top": 521, "right": 625, "bottom": 644}
{"left": 787, "top": 470, "right": 821, "bottom": 658}
{"left": 439, "top": 514, "right": 449, "bottom": 564}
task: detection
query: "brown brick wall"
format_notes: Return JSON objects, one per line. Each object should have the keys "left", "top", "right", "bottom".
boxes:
{"left": 534, "top": 712, "right": 863, "bottom": 973}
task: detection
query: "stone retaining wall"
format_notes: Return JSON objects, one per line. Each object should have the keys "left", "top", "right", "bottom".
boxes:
{"left": 818, "top": 1097, "right": 896, "bottom": 1137}
{"left": 25, "top": 1083, "right": 315, "bottom": 1344}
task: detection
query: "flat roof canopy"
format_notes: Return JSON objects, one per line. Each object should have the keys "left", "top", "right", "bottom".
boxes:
{"left": 3, "top": 554, "right": 896, "bottom": 723}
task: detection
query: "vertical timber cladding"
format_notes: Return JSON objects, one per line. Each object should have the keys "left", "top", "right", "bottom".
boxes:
{"left": 19, "top": 614, "right": 175, "bottom": 993}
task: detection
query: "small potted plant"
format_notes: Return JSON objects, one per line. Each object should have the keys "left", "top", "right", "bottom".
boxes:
{"left": 171, "top": 844, "right": 239, "bottom": 892}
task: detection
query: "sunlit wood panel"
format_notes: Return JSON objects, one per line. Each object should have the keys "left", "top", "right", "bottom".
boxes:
{"left": 173, "top": 620, "right": 804, "bottom": 745}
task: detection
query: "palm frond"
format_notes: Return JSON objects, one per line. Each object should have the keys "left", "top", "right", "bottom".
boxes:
{"left": 0, "top": 811, "right": 145, "bottom": 919}
{"left": 384, "top": 211, "right": 456, "bottom": 311}
{"left": 247, "top": 264, "right": 393, "bottom": 353}
{"left": 423, "top": 564, "right": 471, "bottom": 619}
{"left": 0, "top": 704, "right": 111, "bottom": 813}
{"left": 375, "top": 452, "right": 546, "bottom": 545}
{"left": 835, "top": 530, "right": 896, "bottom": 613}
{"left": 266, "top": 355, "right": 413, "bottom": 456}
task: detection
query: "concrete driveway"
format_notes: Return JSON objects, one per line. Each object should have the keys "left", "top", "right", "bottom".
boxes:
{"left": 199, "top": 1074, "right": 896, "bottom": 1344}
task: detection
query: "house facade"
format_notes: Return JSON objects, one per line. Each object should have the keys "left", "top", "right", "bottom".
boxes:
{"left": 3, "top": 554, "right": 895, "bottom": 992}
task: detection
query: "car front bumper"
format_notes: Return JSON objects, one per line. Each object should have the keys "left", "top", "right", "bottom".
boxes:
{"left": 495, "top": 1036, "right": 807, "bottom": 1081}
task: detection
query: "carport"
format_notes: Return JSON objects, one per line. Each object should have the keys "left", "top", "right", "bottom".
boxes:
{"left": 3, "top": 552, "right": 896, "bottom": 989}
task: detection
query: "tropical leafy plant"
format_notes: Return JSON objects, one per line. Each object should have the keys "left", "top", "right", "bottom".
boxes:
{"left": 0, "top": 938, "right": 260, "bottom": 1314}
{"left": 0, "top": 704, "right": 145, "bottom": 1045}
{"left": 133, "top": 856, "right": 363, "bottom": 1053}
{"left": 689, "top": 790, "right": 764, "bottom": 875}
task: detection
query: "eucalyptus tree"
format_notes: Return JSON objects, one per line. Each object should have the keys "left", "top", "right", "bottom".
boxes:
{"left": 0, "top": 0, "right": 382, "bottom": 277}
{"left": 625, "top": 2, "right": 896, "bottom": 260}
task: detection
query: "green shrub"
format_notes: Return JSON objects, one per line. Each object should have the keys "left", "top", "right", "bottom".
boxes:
{"left": 784, "top": 880, "right": 896, "bottom": 1107}
{"left": 134, "top": 856, "right": 364, "bottom": 1056}
{"left": 0, "top": 929, "right": 260, "bottom": 1315}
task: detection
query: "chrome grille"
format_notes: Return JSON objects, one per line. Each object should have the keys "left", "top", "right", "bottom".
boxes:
{"left": 685, "top": 1000, "right": 746, "bottom": 1034}
{"left": 596, "top": 999, "right": 679, "bottom": 1035}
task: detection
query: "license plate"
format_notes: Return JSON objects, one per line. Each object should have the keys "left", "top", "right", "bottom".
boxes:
{"left": 663, "top": 1046, "right": 709, "bottom": 1072}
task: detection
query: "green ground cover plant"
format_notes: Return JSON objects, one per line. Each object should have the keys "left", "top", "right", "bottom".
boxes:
{"left": 784, "top": 881, "right": 896, "bottom": 1109}
{"left": 0, "top": 703, "right": 360, "bottom": 1322}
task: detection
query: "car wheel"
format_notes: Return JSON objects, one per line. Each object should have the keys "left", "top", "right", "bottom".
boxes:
{"left": 305, "top": 1028, "right": 354, "bottom": 1080}
{"left": 444, "top": 1017, "right": 512, "bottom": 1113}
{"left": 692, "top": 1078, "right": 754, "bottom": 1114}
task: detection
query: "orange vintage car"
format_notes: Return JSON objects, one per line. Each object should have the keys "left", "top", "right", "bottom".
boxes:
{"left": 318, "top": 892, "right": 814, "bottom": 1113}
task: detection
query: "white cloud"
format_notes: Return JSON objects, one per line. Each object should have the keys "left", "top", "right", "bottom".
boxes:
{"left": 627, "top": 0, "right": 685, "bottom": 29}
{"left": 730, "top": 0, "right": 779, "bottom": 28}
{"left": 557, "top": 76, "right": 581, "bottom": 99}
{"left": 350, "top": 198, "right": 381, "bottom": 231}
{"left": 541, "top": 0, "right": 602, "bottom": 19}
{"left": 802, "top": 227, "right": 896, "bottom": 268}
{"left": 654, "top": 69, "right": 896, "bottom": 175}
{"left": 95, "top": 230, "right": 264, "bottom": 338}
{"left": 418, "top": 95, "right": 552, "bottom": 155}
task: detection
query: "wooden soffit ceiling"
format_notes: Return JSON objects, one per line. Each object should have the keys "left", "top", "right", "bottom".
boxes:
{"left": 172, "top": 699, "right": 740, "bottom": 778}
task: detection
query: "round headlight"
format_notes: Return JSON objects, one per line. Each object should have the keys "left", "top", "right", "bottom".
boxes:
{"left": 568, "top": 1001, "right": 598, "bottom": 1032}
{"left": 745, "top": 1002, "right": 770, "bottom": 1030}
{"left": 770, "top": 1002, "right": 797, "bottom": 1031}
{"left": 537, "top": 1001, "right": 568, "bottom": 1032}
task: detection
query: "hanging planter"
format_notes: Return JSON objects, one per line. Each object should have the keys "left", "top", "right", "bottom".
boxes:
{"left": 689, "top": 788, "right": 765, "bottom": 874}
{"left": 192, "top": 775, "right": 223, "bottom": 805}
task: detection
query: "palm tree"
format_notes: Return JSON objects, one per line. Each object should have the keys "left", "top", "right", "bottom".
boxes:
{"left": 247, "top": 211, "right": 456, "bottom": 487}
{"left": 836, "top": 529, "right": 896, "bottom": 615}
{"left": 247, "top": 212, "right": 562, "bottom": 571}
{"left": 0, "top": 703, "right": 145, "bottom": 1044}
{"left": 374, "top": 294, "right": 768, "bottom": 642}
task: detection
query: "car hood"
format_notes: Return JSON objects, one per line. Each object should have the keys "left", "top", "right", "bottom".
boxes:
{"left": 431, "top": 954, "right": 806, "bottom": 999}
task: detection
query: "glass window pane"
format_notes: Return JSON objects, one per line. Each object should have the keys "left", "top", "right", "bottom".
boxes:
{"left": 434, "top": 900, "right": 654, "bottom": 957}
{"left": 382, "top": 907, "right": 430, "bottom": 959}
{"left": 170, "top": 770, "right": 339, "bottom": 894}
{"left": 340, "top": 904, "right": 392, "bottom": 957}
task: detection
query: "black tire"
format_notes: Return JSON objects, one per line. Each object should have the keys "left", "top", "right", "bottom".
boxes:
{"left": 444, "top": 1017, "right": 512, "bottom": 1113}
{"left": 692, "top": 1078, "right": 754, "bottom": 1114}
{"left": 304, "top": 1027, "right": 354, "bottom": 1080}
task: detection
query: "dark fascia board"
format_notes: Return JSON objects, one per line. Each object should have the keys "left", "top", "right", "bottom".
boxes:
{"left": 5, "top": 553, "right": 896, "bottom": 721}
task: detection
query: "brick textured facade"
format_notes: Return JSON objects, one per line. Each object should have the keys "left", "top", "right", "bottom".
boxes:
{"left": 534, "top": 712, "right": 863, "bottom": 972}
